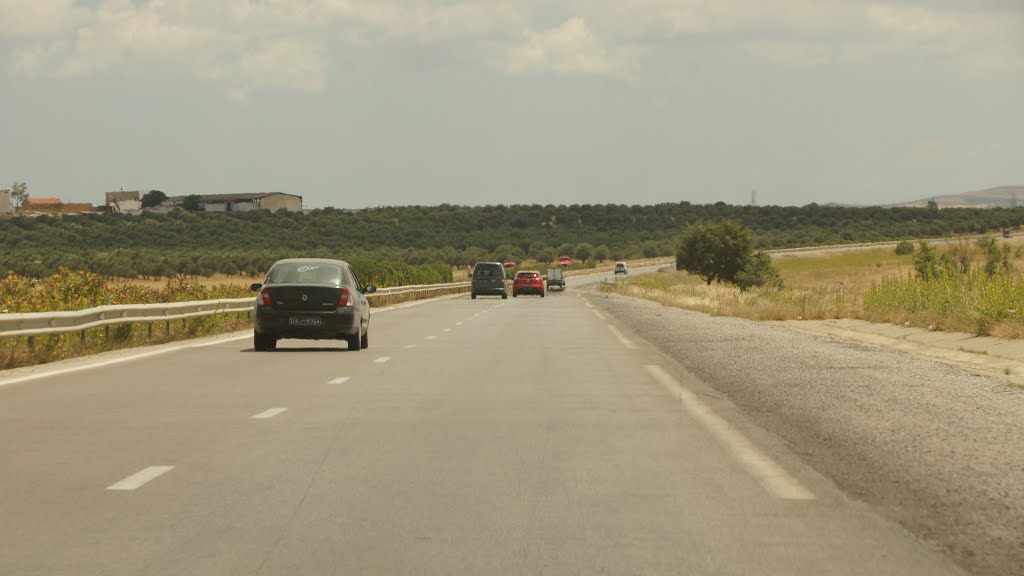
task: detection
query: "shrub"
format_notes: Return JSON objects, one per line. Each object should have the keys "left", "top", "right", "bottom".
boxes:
{"left": 894, "top": 240, "right": 914, "bottom": 255}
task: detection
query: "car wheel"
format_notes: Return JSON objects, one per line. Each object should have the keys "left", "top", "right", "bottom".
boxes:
{"left": 254, "top": 332, "right": 274, "bottom": 351}
{"left": 502, "top": 291, "right": 508, "bottom": 300}
{"left": 513, "top": 292, "right": 517, "bottom": 297}
{"left": 541, "top": 292, "right": 545, "bottom": 297}
{"left": 347, "top": 324, "right": 363, "bottom": 351}
{"left": 471, "top": 293, "right": 477, "bottom": 300}
{"left": 360, "top": 328, "right": 369, "bottom": 349}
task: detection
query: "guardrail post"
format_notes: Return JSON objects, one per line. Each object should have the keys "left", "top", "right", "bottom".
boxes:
{"left": 147, "top": 323, "right": 153, "bottom": 340}
{"left": 104, "top": 326, "right": 110, "bottom": 340}
{"left": 27, "top": 336, "right": 34, "bottom": 351}
{"left": 165, "top": 320, "right": 170, "bottom": 336}
{"left": 80, "top": 330, "right": 85, "bottom": 345}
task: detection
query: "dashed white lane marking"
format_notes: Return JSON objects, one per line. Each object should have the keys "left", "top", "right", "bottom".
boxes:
{"left": 252, "top": 407, "right": 288, "bottom": 419}
{"left": 591, "top": 309, "right": 607, "bottom": 321}
{"left": 425, "top": 336, "right": 438, "bottom": 340}
{"left": 405, "top": 345, "right": 417, "bottom": 349}
{"left": 456, "top": 322, "right": 463, "bottom": 326}
{"left": 328, "top": 377, "right": 350, "bottom": 385}
{"left": 374, "top": 357, "right": 391, "bottom": 363}
{"left": 443, "top": 328, "right": 452, "bottom": 332}
{"left": 607, "top": 324, "right": 637, "bottom": 349}
{"left": 107, "top": 466, "right": 174, "bottom": 491}
{"left": 645, "top": 365, "right": 815, "bottom": 501}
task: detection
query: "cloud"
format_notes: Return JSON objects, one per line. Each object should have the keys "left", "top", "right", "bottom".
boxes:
{"left": 506, "top": 17, "right": 631, "bottom": 75}
{"left": 239, "top": 38, "right": 326, "bottom": 93}
{"left": 0, "top": 0, "right": 85, "bottom": 39}
{"left": 2, "top": 0, "right": 1021, "bottom": 94}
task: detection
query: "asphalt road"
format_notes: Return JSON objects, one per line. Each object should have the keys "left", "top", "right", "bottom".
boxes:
{"left": 0, "top": 276, "right": 964, "bottom": 575}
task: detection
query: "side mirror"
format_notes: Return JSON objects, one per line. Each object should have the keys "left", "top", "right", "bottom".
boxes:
{"left": 250, "top": 283, "right": 262, "bottom": 292}
{"left": 363, "top": 284, "right": 377, "bottom": 294}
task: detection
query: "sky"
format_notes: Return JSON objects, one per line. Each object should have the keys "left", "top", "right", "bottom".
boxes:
{"left": 1, "top": 0, "right": 1022, "bottom": 209}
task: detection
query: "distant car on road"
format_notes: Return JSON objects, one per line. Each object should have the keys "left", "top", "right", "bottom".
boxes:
{"left": 471, "top": 262, "right": 509, "bottom": 299}
{"left": 614, "top": 262, "right": 629, "bottom": 275}
{"left": 251, "top": 258, "right": 376, "bottom": 351}
{"left": 558, "top": 255, "right": 572, "bottom": 267}
{"left": 513, "top": 270, "right": 545, "bottom": 297}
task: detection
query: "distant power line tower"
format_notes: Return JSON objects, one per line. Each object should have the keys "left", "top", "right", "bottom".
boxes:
{"left": 750, "top": 189, "right": 758, "bottom": 206}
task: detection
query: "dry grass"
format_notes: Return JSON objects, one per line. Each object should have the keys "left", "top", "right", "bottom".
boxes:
{"left": 603, "top": 248, "right": 912, "bottom": 321}
{"left": 601, "top": 245, "right": 1024, "bottom": 339}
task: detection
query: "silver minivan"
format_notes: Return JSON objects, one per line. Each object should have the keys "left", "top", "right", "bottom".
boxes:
{"left": 471, "top": 262, "right": 509, "bottom": 299}
{"left": 614, "top": 262, "right": 628, "bottom": 275}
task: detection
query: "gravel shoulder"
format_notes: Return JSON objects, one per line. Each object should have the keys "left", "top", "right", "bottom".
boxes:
{"left": 583, "top": 289, "right": 1024, "bottom": 576}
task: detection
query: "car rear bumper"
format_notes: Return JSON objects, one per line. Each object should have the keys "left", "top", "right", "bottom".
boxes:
{"left": 254, "top": 307, "right": 361, "bottom": 339}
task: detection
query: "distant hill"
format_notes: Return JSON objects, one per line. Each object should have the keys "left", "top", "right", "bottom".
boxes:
{"left": 893, "top": 186, "right": 1024, "bottom": 208}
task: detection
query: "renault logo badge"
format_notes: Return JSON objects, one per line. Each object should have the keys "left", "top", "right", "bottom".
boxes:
{"left": 301, "top": 294, "right": 308, "bottom": 302}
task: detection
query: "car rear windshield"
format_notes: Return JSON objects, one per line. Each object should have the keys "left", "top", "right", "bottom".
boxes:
{"left": 266, "top": 263, "right": 344, "bottom": 285}
{"left": 474, "top": 264, "right": 504, "bottom": 278}
{"left": 516, "top": 272, "right": 539, "bottom": 278}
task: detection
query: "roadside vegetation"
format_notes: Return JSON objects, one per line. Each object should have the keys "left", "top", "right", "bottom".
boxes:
{"left": 604, "top": 225, "right": 1024, "bottom": 339}
{"left": 0, "top": 268, "right": 253, "bottom": 370}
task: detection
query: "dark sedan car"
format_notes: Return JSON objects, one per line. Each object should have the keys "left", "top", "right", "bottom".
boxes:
{"left": 250, "top": 258, "right": 376, "bottom": 351}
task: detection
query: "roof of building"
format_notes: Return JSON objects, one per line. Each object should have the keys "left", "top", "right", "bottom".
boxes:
{"left": 166, "top": 192, "right": 301, "bottom": 202}
{"left": 24, "top": 198, "right": 63, "bottom": 205}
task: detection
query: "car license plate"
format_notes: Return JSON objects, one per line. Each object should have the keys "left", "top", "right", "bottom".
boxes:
{"left": 289, "top": 316, "right": 322, "bottom": 326}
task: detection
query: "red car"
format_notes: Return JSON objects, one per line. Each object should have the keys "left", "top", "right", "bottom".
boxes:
{"left": 512, "top": 270, "right": 545, "bottom": 297}
{"left": 558, "top": 255, "right": 572, "bottom": 267}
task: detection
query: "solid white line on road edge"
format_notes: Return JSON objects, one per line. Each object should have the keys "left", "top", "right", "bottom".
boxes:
{"left": 0, "top": 333, "right": 251, "bottom": 388}
{"left": 645, "top": 365, "right": 815, "bottom": 501}
{"left": 328, "top": 377, "right": 350, "bottom": 385}
{"left": 374, "top": 357, "right": 391, "bottom": 363}
{"left": 607, "top": 324, "right": 637, "bottom": 349}
{"left": 592, "top": 309, "right": 608, "bottom": 321}
{"left": 107, "top": 466, "right": 174, "bottom": 491}
{"left": 251, "top": 407, "right": 288, "bottom": 419}
{"left": 425, "top": 336, "right": 438, "bottom": 340}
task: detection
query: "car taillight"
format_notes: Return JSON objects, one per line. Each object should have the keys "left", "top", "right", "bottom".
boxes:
{"left": 337, "top": 287, "right": 353, "bottom": 308}
{"left": 260, "top": 287, "right": 272, "bottom": 306}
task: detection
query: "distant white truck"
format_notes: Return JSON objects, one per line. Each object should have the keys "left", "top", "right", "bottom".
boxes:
{"left": 546, "top": 268, "right": 566, "bottom": 291}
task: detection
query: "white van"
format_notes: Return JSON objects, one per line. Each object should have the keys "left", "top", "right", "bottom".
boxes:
{"left": 614, "top": 262, "right": 628, "bottom": 275}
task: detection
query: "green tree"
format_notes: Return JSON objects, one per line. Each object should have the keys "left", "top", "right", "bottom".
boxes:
{"left": 528, "top": 241, "right": 549, "bottom": 261}
{"left": 182, "top": 195, "right": 202, "bottom": 212}
{"left": 9, "top": 181, "right": 28, "bottom": 211}
{"left": 141, "top": 190, "right": 167, "bottom": 208}
{"left": 675, "top": 219, "right": 753, "bottom": 285}
{"left": 593, "top": 244, "right": 610, "bottom": 262}
{"left": 734, "top": 252, "right": 783, "bottom": 291}
{"left": 537, "top": 247, "right": 557, "bottom": 264}
{"left": 894, "top": 240, "right": 914, "bottom": 255}
{"left": 574, "top": 242, "right": 594, "bottom": 261}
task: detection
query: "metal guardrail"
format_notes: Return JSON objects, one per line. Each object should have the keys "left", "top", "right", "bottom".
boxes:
{"left": 0, "top": 282, "right": 474, "bottom": 340}
{"left": 0, "top": 298, "right": 255, "bottom": 340}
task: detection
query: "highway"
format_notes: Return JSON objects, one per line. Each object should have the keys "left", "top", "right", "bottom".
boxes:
{"left": 0, "top": 273, "right": 964, "bottom": 575}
